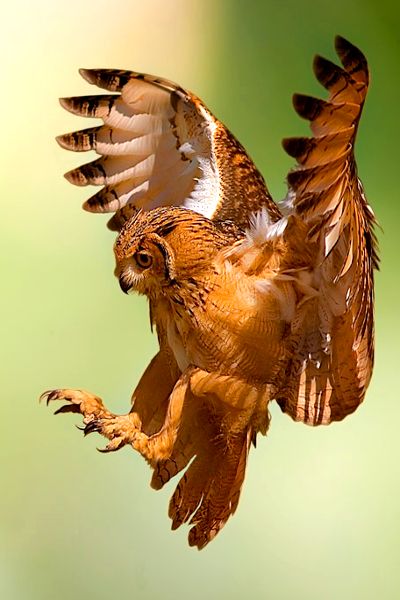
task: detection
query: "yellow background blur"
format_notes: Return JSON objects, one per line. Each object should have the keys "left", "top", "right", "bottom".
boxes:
{"left": 2, "top": 1, "right": 400, "bottom": 599}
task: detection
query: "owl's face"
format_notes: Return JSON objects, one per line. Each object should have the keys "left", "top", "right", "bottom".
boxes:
{"left": 114, "top": 206, "right": 236, "bottom": 298}
{"left": 114, "top": 231, "right": 175, "bottom": 297}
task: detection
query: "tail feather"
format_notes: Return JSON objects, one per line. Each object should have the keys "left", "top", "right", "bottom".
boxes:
{"left": 148, "top": 370, "right": 271, "bottom": 549}
{"left": 169, "top": 430, "right": 251, "bottom": 549}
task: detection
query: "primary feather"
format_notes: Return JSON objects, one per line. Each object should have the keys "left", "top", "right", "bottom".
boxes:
{"left": 57, "top": 68, "right": 280, "bottom": 231}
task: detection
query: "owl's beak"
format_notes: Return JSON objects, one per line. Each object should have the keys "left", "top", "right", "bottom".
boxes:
{"left": 119, "top": 277, "right": 132, "bottom": 294}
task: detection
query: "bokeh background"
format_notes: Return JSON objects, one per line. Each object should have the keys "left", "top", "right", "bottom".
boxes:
{"left": 2, "top": 1, "right": 400, "bottom": 598}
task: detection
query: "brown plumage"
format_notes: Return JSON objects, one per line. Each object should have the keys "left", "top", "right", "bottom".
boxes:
{"left": 42, "top": 36, "right": 378, "bottom": 549}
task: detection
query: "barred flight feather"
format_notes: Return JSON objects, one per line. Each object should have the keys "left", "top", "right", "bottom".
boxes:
{"left": 57, "top": 67, "right": 279, "bottom": 231}
{"left": 277, "top": 35, "right": 378, "bottom": 425}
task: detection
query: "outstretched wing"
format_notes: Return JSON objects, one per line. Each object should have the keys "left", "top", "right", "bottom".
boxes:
{"left": 57, "top": 69, "right": 281, "bottom": 231}
{"left": 277, "top": 36, "right": 378, "bottom": 425}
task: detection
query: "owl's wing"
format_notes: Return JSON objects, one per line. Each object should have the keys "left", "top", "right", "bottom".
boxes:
{"left": 57, "top": 69, "right": 281, "bottom": 231}
{"left": 276, "top": 36, "right": 378, "bottom": 425}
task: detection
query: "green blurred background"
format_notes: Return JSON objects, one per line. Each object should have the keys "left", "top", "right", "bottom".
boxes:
{"left": 2, "top": 1, "right": 399, "bottom": 598}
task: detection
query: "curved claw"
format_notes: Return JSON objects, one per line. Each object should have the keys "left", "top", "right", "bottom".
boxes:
{"left": 40, "top": 389, "right": 78, "bottom": 406}
{"left": 75, "top": 422, "right": 99, "bottom": 436}
{"left": 83, "top": 421, "right": 101, "bottom": 436}
{"left": 97, "top": 446, "right": 114, "bottom": 453}
{"left": 97, "top": 438, "right": 125, "bottom": 453}
{"left": 54, "top": 404, "right": 82, "bottom": 415}
{"left": 39, "top": 390, "right": 61, "bottom": 405}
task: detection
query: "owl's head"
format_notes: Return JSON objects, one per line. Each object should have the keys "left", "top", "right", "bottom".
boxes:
{"left": 114, "top": 206, "right": 237, "bottom": 297}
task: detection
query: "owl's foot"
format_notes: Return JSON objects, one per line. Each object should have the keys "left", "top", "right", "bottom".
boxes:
{"left": 41, "top": 388, "right": 141, "bottom": 453}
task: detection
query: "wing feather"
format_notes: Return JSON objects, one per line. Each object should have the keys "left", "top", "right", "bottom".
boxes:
{"left": 278, "top": 36, "right": 378, "bottom": 425}
{"left": 58, "top": 68, "right": 281, "bottom": 230}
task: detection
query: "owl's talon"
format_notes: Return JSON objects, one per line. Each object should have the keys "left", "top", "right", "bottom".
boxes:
{"left": 39, "top": 390, "right": 59, "bottom": 405}
{"left": 97, "top": 438, "right": 125, "bottom": 453}
{"left": 54, "top": 403, "right": 82, "bottom": 415}
{"left": 75, "top": 422, "right": 98, "bottom": 436}
{"left": 83, "top": 421, "right": 101, "bottom": 436}
{"left": 40, "top": 388, "right": 106, "bottom": 415}
{"left": 41, "top": 387, "right": 138, "bottom": 454}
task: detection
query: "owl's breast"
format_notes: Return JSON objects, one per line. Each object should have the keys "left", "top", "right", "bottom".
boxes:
{"left": 160, "top": 272, "right": 295, "bottom": 384}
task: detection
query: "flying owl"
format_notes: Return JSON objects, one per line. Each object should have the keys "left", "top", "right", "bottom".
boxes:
{"left": 42, "top": 36, "right": 378, "bottom": 549}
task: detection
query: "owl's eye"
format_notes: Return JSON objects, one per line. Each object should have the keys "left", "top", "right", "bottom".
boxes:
{"left": 134, "top": 251, "right": 153, "bottom": 270}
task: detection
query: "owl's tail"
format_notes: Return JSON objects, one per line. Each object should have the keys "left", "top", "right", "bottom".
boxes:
{"left": 168, "top": 427, "right": 252, "bottom": 549}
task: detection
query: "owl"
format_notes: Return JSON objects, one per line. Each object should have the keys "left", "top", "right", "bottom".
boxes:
{"left": 42, "top": 36, "right": 378, "bottom": 549}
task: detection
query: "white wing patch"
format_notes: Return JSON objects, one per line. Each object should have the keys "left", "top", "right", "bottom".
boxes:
{"left": 58, "top": 71, "right": 225, "bottom": 229}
